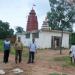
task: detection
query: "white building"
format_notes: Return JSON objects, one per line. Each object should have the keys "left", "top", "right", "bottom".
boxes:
{"left": 16, "top": 15, "right": 70, "bottom": 49}
{"left": 17, "top": 29, "right": 70, "bottom": 49}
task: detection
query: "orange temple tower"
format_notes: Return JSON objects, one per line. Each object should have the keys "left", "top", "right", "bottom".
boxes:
{"left": 26, "top": 8, "right": 38, "bottom": 32}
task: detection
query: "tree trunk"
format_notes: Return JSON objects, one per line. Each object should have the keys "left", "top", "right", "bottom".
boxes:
{"left": 60, "top": 30, "right": 63, "bottom": 54}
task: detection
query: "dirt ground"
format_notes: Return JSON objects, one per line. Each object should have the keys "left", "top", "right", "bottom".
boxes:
{"left": 0, "top": 49, "right": 75, "bottom": 75}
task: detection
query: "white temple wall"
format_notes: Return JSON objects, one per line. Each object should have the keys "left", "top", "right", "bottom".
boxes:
{"left": 17, "top": 31, "right": 69, "bottom": 49}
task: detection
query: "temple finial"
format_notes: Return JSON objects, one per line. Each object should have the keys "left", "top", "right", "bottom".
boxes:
{"left": 32, "top": 4, "right": 36, "bottom": 9}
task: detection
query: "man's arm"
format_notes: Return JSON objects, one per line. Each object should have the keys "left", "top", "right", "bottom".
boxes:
{"left": 35, "top": 44, "right": 37, "bottom": 53}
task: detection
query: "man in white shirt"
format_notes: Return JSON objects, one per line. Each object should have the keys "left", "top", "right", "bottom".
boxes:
{"left": 70, "top": 43, "right": 75, "bottom": 63}
{"left": 28, "top": 39, "right": 37, "bottom": 63}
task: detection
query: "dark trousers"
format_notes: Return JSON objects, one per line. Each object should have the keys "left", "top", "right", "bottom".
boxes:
{"left": 70, "top": 56, "right": 75, "bottom": 63}
{"left": 73, "top": 56, "right": 75, "bottom": 63}
{"left": 70, "top": 57, "right": 72, "bottom": 63}
{"left": 28, "top": 52, "right": 35, "bottom": 63}
{"left": 3, "top": 50, "right": 10, "bottom": 63}
{"left": 15, "top": 50, "right": 22, "bottom": 63}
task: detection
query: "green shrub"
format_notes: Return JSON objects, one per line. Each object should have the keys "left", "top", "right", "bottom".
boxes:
{"left": 71, "top": 33, "right": 75, "bottom": 45}
{"left": 10, "top": 47, "right": 15, "bottom": 55}
{"left": 0, "top": 40, "right": 3, "bottom": 51}
{"left": 49, "top": 72, "right": 60, "bottom": 75}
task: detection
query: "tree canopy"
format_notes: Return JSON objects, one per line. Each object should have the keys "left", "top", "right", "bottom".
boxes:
{"left": 15, "top": 26, "right": 24, "bottom": 33}
{"left": 47, "top": 0, "right": 75, "bottom": 32}
{"left": 0, "top": 20, "right": 14, "bottom": 39}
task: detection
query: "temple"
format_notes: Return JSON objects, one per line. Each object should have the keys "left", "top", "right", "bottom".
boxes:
{"left": 17, "top": 8, "right": 70, "bottom": 49}
{"left": 26, "top": 8, "right": 38, "bottom": 32}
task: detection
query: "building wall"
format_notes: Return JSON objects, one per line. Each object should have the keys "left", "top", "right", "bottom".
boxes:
{"left": 17, "top": 31, "right": 69, "bottom": 49}
{"left": 36, "top": 31, "right": 69, "bottom": 49}
{"left": 62, "top": 33, "right": 69, "bottom": 48}
{"left": 36, "top": 31, "right": 52, "bottom": 48}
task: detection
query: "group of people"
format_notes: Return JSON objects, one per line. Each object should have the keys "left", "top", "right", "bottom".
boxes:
{"left": 3, "top": 36, "right": 75, "bottom": 64}
{"left": 3, "top": 37, "right": 37, "bottom": 64}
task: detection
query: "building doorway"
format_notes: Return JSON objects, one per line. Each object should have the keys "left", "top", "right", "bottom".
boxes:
{"left": 51, "top": 36, "right": 61, "bottom": 49}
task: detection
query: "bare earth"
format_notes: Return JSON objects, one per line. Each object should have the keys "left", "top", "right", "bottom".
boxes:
{"left": 0, "top": 49, "right": 75, "bottom": 75}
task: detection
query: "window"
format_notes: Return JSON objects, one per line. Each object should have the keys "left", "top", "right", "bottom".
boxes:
{"left": 26, "top": 33, "right": 30, "bottom": 38}
{"left": 32, "top": 32, "right": 39, "bottom": 38}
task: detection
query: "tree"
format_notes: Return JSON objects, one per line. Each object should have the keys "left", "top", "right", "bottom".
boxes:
{"left": 47, "top": 0, "right": 75, "bottom": 54}
{"left": 15, "top": 26, "right": 24, "bottom": 33}
{"left": 9, "top": 29, "right": 14, "bottom": 36}
{"left": 71, "top": 32, "right": 75, "bottom": 44}
{"left": 0, "top": 20, "right": 14, "bottom": 39}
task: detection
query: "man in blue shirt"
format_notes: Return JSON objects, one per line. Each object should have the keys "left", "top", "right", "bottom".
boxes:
{"left": 28, "top": 39, "right": 37, "bottom": 63}
{"left": 3, "top": 38, "right": 10, "bottom": 64}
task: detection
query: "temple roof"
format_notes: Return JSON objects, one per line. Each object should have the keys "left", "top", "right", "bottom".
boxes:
{"left": 30, "top": 8, "right": 36, "bottom": 14}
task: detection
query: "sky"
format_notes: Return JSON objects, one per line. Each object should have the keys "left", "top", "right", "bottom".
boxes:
{"left": 0, "top": 0, "right": 50, "bottom": 31}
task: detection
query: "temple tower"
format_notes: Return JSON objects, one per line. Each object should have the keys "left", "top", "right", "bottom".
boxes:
{"left": 41, "top": 17, "right": 51, "bottom": 30}
{"left": 26, "top": 8, "right": 38, "bottom": 32}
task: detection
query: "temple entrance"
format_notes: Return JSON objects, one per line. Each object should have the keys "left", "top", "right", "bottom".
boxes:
{"left": 51, "top": 36, "right": 61, "bottom": 49}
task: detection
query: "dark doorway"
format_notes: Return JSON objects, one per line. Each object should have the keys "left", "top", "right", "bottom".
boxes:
{"left": 51, "top": 36, "right": 61, "bottom": 49}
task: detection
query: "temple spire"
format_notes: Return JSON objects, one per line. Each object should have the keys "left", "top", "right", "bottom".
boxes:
{"left": 32, "top": 4, "right": 36, "bottom": 10}
{"left": 26, "top": 7, "right": 38, "bottom": 32}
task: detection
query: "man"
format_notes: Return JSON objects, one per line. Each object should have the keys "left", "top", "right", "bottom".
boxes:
{"left": 28, "top": 39, "right": 37, "bottom": 63}
{"left": 15, "top": 37, "right": 23, "bottom": 64}
{"left": 3, "top": 37, "right": 11, "bottom": 64}
{"left": 70, "top": 43, "right": 75, "bottom": 63}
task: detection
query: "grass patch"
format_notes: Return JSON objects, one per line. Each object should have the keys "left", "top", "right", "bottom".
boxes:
{"left": 49, "top": 72, "right": 60, "bottom": 75}
{"left": 22, "top": 48, "right": 29, "bottom": 60}
{"left": 49, "top": 72, "right": 68, "bottom": 75}
{"left": 62, "top": 61, "right": 75, "bottom": 68}
{"left": 0, "top": 40, "right": 3, "bottom": 52}
{"left": 54, "top": 56, "right": 75, "bottom": 67}
{"left": 10, "top": 46, "right": 15, "bottom": 55}
{"left": 54, "top": 56, "right": 70, "bottom": 62}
